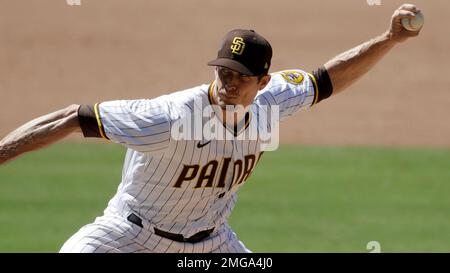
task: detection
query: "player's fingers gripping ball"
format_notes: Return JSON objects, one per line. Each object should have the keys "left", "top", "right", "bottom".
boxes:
{"left": 401, "top": 10, "right": 424, "bottom": 32}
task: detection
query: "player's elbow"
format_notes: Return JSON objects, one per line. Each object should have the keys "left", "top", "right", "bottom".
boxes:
{"left": 65, "top": 104, "right": 81, "bottom": 116}
{"left": 61, "top": 104, "right": 82, "bottom": 133}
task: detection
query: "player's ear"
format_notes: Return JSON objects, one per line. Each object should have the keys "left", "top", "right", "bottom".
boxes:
{"left": 258, "top": 74, "right": 271, "bottom": 90}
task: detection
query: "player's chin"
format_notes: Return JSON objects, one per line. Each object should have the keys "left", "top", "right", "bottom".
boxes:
{"left": 217, "top": 100, "right": 242, "bottom": 110}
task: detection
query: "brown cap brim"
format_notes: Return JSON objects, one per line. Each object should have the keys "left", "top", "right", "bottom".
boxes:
{"left": 207, "top": 58, "right": 254, "bottom": 76}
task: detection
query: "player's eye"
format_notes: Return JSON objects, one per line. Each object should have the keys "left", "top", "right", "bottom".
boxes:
{"left": 218, "top": 67, "right": 229, "bottom": 74}
{"left": 218, "top": 68, "right": 234, "bottom": 82}
{"left": 239, "top": 74, "right": 252, "bottom": 83}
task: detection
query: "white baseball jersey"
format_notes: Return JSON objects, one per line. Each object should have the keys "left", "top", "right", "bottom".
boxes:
{"left": 60, "top": 69, "right": 318, "bottom": 253}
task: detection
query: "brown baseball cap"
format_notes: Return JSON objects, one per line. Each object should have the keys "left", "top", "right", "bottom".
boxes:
{"left": 208, "top": 29, "right": 272, "bottom": 76}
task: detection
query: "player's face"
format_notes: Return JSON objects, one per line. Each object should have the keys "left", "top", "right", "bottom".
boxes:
{"left": 213, "top": 67, "right": 270, "bottom": 109}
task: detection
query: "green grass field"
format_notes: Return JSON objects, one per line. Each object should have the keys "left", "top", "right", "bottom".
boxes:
{"left": 0, "top": 142, "right": 450, "bottom": 252}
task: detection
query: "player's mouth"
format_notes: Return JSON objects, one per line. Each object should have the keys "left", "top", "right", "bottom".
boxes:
{"left": 218, "top": 88, "right": 239, "bottom": 100}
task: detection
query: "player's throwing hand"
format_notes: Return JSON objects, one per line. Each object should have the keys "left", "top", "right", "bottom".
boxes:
{"left": 389, "top": 4, "right": 423, "bottom": 43}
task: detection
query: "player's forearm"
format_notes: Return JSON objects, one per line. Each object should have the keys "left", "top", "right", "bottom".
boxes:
{"left": 0, "top": 104, "right": 82, "bottom": 165}
{"left": 324, "top": 31, "right": 397, "bottom": 95}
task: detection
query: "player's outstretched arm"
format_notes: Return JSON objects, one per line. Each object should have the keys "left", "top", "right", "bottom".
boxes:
{"left": 324, "top": 4, "right": 422, "bottom": 95}
{"left": 0, "top": 104, "right": 81, "bottom": 165}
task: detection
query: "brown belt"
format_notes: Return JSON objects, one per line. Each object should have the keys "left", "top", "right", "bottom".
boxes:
{"left": 127, "top": 213, "right": 214, "bottom": 243}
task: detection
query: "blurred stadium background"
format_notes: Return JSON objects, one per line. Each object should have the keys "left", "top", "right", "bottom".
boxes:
{"left": 0, "top": 0, "right": 449, "bottom": 252}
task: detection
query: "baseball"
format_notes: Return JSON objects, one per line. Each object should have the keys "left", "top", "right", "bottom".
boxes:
{"left": 401, "top": 11, "right": 424, "bottom": 32}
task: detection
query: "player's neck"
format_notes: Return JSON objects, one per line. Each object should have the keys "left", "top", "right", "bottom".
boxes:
{"left": 221, "top": 109, "right": 246, "bottom": 127}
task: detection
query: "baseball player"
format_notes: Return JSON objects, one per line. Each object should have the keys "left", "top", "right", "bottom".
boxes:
{"left": 0, "top": 4, "right": 421, "bottom": 252}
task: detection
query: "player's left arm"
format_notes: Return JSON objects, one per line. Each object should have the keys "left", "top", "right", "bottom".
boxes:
{"left": 320, "top": 4, "right": 422, "bottom": 97}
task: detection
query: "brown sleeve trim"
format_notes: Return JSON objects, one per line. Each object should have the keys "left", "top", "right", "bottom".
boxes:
{"left": 312, "top": 66, "right": 334, "bottom": 103}
{"left": 77, "top": 104, "right": 108, "bottom": 139}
